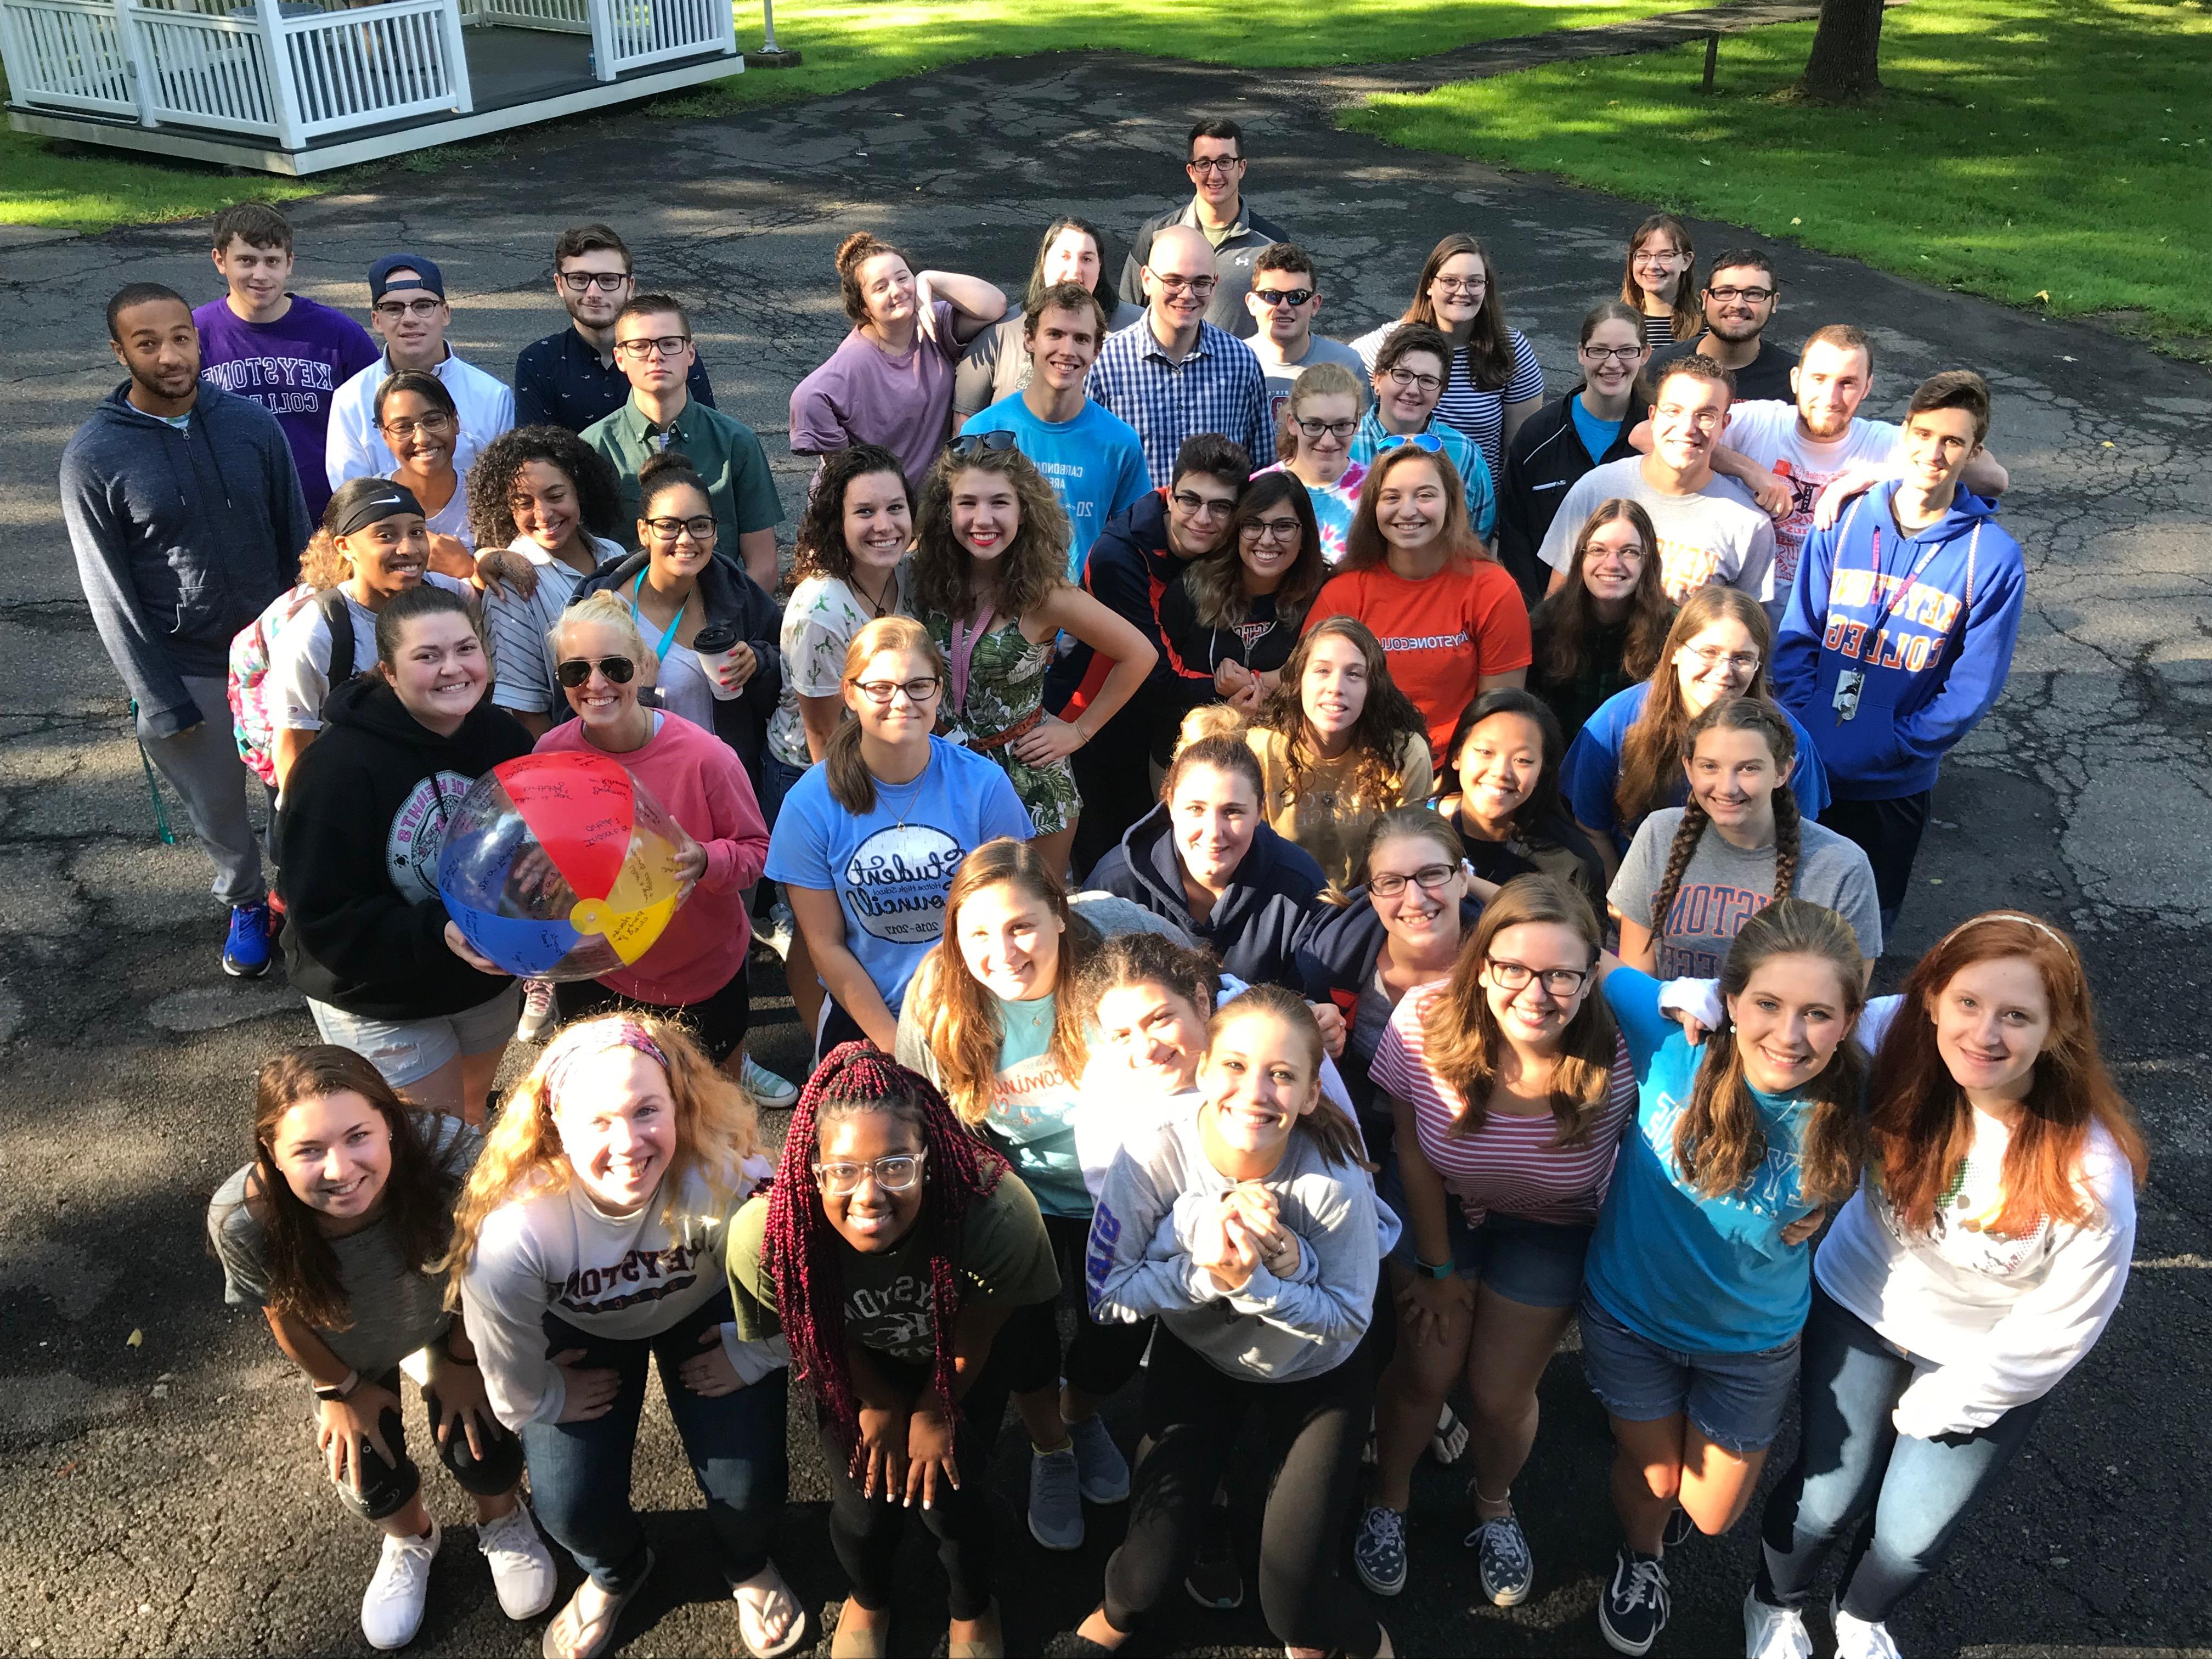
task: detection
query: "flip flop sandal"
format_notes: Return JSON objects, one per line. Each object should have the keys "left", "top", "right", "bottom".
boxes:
{"left": 733, "top": 1562, "right": 807, "bottom": 1659}
{"left": 540, "top": 1550, "right": 653, "bottom": 1659}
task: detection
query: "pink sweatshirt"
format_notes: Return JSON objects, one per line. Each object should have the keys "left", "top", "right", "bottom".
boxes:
{"left": 534, "top": 712, "right": 769, "bottom": 1006}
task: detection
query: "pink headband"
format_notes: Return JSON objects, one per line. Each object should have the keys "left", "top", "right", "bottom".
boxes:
{"left": 540, "top": 1018, "right": 669, "bottom": 1106}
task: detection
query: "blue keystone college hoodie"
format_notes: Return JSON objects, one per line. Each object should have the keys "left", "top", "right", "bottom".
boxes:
{"left": 1773, "top": 488, "right": 2024, "bottom": 802}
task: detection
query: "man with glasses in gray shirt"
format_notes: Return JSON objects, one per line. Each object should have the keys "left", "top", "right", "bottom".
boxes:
{"left": 1118, "top": 117, "right": 1294, "bottom": 341}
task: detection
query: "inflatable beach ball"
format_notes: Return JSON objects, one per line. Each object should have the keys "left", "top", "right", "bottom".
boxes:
{"left": 436, "top": 752, "right": 692, "bottom": 982}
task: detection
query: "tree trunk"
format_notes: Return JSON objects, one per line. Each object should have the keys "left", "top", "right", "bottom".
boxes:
{"left": 1799, "top": 0, "right": 1885, "bottom": 103}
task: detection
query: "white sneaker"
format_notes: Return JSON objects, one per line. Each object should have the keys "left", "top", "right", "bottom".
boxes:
{"left": 516, "top": 978, "right": 557, "bottom": 1042}
{"left": 362, "top": 1521, "right": 441, "bottom": 1650}
{"left": 1744, "top": 1588, "right": 1813, "bottom": 1659}
{"left": 1833, "top": 1599, "right": 1904, "bottom": 1659}
{"left": 740, "top": 1053, "right": 799, "bottom": 1108}
{"left": 477, "top": 1503, "right": 557, "bottom": 1621}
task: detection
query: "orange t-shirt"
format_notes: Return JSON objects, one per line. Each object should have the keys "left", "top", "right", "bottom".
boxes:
{"left": 1307, "top": 559, "right": 1532, "bottom": 758}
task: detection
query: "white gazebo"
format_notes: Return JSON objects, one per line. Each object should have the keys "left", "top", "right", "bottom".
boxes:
{"left": 1, "top": 0, "right": 743, "bottom": 173}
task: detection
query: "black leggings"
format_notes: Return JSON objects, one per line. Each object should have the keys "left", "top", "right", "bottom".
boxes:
{"left": 967, "top": 1212, "right": 1152, "bottom": 1433}
{"left": 555, "top": 969, "right": 751, "bottom": 1066}
{"left": 1102, "top": 1327, "right": 1381, "bottom": 1655}
{"left": 821, "top": 1351, "right": 998, "bottom": 1621}
{"left": 332, "top": 1365, "right": 525, "bottom": 1523}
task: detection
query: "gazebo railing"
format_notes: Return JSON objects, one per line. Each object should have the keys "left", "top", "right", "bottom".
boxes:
{"left": 588, "top": 0, "right": 727, "bottom": 77}
{"left": 284, "top": 0, "right": 465, "bottom": 136}
{"left": 0, "top": 0, "right": 137, "bottom": 115}
{"left": 465, "top": 0, "right": 586, "bottom": 33}
{"left": 131, "top": 4, "right": 277, "bottom": 131}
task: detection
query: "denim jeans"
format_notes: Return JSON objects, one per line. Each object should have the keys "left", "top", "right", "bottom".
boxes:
{"left": 1758, "top": 1284, "right": 2047, "bottom": 1622}
{"left": 519, "top": 1290, "right": 788, "bottom": 1592}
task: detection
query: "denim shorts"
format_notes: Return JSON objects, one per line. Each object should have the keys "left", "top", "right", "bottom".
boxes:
{"left": 1576, "top": 1294, "right": 1802, "bottom": 1454}
{"left": 1380, "top": 1148, "right": 1594, "bottom": 1310}
{"left": 757, "top": 752, "right": 811, "bottom": 830}
{"left": 308, "top": 983, "right": 522, "bottom": 1089}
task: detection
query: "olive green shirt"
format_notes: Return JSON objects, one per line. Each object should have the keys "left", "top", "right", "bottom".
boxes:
{"left": 580, "top": 393, "right": 784, "bottom": 551}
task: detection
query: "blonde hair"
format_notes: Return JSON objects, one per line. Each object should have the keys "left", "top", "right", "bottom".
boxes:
{"left": 546, "top": 589, "right": 660, "bottom": 684}
{"left": 443, "top": 1012, "right": 763, "bottom": 1300}
{"left": 1177, "top": 702, "right": 1249, "bottom": 752}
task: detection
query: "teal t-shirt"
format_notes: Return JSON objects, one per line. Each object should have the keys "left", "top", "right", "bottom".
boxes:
{"left": 1583, "top": 969, "right": 1823, "bottom": 1355}
{"left": 1569, "top": 394, "right": 1623, "bottom": 466}
{"left": 980, "top": 990, "right": 1090, "bottom": 1218}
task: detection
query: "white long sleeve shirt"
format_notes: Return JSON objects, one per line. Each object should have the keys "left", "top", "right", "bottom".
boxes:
{"left": 459, "top": 1152, "right": 787, "bottom": 1431}
{"left": 325, "top": 346, "right": 515, "bottom": 491}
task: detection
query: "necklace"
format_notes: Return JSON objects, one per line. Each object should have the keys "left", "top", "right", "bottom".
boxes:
{"left": 851, "top": 564, "right": 898, "bottom": 619}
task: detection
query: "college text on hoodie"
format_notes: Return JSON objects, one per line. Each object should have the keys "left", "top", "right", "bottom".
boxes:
{"left": 1294, "top": 889, "right": 1485, "bottom": 1121}
{"left": 1773, "top": 489, "right": 2025, "bottom": 802}
{"left": 59, "top": 382, "right": 314, "bottom": 737}
{"left": 1087, "top": 803, "right": 1325, "bottom": 990}
{"left": 277, "top": 675, "right": 532, "bottom": 1020}
{"left": 572, "top": 549, "right": 785, "bottom": 786}
{"left": 1495, "top": 387, "right": 1640, "bottom": 604}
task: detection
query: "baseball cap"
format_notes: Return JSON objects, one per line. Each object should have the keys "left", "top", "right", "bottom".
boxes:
{"left": 368, "top": 253, "right": 446, "bottom": 303}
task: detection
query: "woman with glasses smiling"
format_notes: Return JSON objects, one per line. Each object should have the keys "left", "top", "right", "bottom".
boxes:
{"left": 573, "top": 451, "right": 782, "bottom": 787}
{"left": 765, "top": 617, "right": 1034, "bottom": 1064}
{"left": 1158, "top": 470, "right": 1325, "bottom": 738}
{"left": 1348, "top": 326, "right": 1496, "bottom": 542}
{"left": 375, "top": 370, "right": 475, "bottom": 559}
{"left": 1261, "top": 361, "right": 1369, "bottom": 564}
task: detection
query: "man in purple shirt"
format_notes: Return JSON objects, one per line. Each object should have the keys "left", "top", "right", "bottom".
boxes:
{"left": 193, "top": 202, "right": 379, "bottom": 523}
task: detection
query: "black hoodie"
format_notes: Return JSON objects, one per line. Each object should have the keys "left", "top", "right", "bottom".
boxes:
{"left": 1086, "top": 804, "right": 1324, "bottom": 990}
{"left": 278, "top": 676, "right": 533, "bottom": 1019}
{"left": 1495, "top": 388, "right": 1639, "bottom": 605}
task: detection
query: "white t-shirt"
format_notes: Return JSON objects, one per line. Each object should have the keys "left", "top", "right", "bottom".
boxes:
{"left": 767, "top": 565, "right": 912, "bottom": 770}
{"left": 325, "top": 348, "right": 516, "bottom": 491}
{"left": 263, "top": 571, "right": 473, "bottom": 734}
{"left": 1722, "top": 400, "right": 1901, "bottom": 588}
{"left": 420, "top": 472, "right": 475, "bottom": 552}
{"left": 1537, "top": 456, "right": 1778, "bottom": 607}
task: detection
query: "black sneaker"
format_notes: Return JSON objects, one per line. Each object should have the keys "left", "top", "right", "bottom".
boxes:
{"left": 1598, "top": 1545, "right": 1670, "bottom": 1655}
{"left": 1183, "top": 1502, "right": 1243, "bottom": 1610}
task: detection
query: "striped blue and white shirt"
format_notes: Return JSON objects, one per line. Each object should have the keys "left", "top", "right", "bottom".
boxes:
{"left": 1087, "top": 316, "right": 1276, "bottom": 482}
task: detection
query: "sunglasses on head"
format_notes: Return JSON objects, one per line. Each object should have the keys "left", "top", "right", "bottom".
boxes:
{"left": 556, "top": 656, "right": 636, "bottom": 688}
{"left": 1375, "top": 432, "right": 1444, "bottom": 455}
{"left": 945, "top": 430, "right": 1018, "bottom": 460}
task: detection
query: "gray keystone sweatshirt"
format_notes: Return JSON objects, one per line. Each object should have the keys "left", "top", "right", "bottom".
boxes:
{"left": 59, "top": 381, "right": 312, "bottom": 737}
{"left": 1086, "top": 1099, "right": 1378, "bottom": 1383}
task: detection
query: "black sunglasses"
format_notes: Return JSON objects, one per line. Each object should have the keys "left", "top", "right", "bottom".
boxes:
{"left": 556, "top": 656, "right": 637, "bottom": 688}
{"left": 945, "top": 430, "right": 1018, "bottom": 460}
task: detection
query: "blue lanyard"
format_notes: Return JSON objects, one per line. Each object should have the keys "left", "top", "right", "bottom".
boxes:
{"left": 629, "top": 568, "right": 686, "bottom": 657}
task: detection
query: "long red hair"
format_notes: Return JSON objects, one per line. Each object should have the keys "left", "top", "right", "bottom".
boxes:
{"left": 1869, "top": 912, "right": 2147, "bottom": 1237}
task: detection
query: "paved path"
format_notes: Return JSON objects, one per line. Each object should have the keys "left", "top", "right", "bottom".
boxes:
{"left": 1, "top": 25, "right": 2209, "bottom": 1659}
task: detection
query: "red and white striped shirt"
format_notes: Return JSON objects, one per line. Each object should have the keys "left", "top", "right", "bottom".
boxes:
{"left": 1369, "top": 985, "right": 1636, "bottom": 1228}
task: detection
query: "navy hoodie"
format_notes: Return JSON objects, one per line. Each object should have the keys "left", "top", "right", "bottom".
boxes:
{"left": 1774, "top": 488, "right": 2024, "bottom": 800}
{"left": 1087, "top": 804, "right": 1324, "bottom": 990}
{"left": 1295, "top": 889, "right": 1485, "bottom": 1122}
{"left": 59, "top": 381, "right": 313, "bottom": 736}
{"left": 278, "top": 675, "right": 532, "bottom": 1020}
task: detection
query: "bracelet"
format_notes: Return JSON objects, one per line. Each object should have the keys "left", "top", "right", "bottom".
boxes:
{"left": 1412, "top": 1257, "right": 1456, "bottom": 1280}
{"left": 312, "top": 1368, "right": 361, "bottom": 1402}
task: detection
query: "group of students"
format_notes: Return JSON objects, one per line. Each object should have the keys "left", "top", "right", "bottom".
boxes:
{"left": 50, "top": 119, "right": 2131, "bottom": 1659}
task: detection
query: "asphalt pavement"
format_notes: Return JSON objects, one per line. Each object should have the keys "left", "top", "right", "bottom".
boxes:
{"left": 1, "top": 33, "right": 2209, "bottom": 1659}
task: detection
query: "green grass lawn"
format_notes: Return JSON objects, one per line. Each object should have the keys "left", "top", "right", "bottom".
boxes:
{"left": 1344, "top": 0, "right": 2212, "bottom": 343}
{"left": 0, "top": 0, "right": 1689, "bottom": 231}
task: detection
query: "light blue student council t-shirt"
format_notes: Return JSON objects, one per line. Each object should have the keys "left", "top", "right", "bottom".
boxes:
{"left": 1582, "top": 968, "right": 1824, "bottom": 1355}
{"left": 764, "top": 737, "right": 1033, "bottom": 1012}
{"left": 962, "top": 394, "right": 1153, "bottom": 578}
{"left": 983, "top": 991, "right": 1090, "bottom": 1218}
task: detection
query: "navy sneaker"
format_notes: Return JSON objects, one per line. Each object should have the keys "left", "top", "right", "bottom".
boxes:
{"left": 1598, "top": 1545, "right": 1670, "bottom": 1656}
{"left": 223, "top": 901, "right": 274, "bottom": 978}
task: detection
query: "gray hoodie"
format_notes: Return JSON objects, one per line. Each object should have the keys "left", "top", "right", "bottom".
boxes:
{"left": 59, "top": 381, "right": 312, "bottom": 737}
{"left": 1087, "top": 1100, "right": 1378, "bottom": 1384}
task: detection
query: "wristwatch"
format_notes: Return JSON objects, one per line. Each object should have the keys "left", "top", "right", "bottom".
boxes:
{"left": 313, "top": 1369, "right": 362, "bottom": 1402}
{"left": 1411, "top": 1257, "right": 1456, "bottom": 1280}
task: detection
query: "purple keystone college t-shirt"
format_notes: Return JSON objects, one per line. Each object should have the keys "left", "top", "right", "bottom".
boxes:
{"left": 196, "top": 295, "right": 381, "bottom": 521}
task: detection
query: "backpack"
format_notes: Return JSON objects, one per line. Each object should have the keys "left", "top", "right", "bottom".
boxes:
{"left": 229, "top": 585, "right": 358, "bottom": 787}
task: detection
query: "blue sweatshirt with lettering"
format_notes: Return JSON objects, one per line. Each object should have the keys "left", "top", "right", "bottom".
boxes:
{"left": 1773, "top": 489, "right": 2023, "bottom": 801}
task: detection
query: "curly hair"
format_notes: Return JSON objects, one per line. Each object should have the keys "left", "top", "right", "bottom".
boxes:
{"left": 911, "top": 442, "right": 1071, "bottom": 623}
{"left": 1529, "top": 498, "right": 1673, "bottom": 690}
{"left": 1649, "top": 697, "right": 1801, "bottom": 937}
{"left": 836, "top": 232, "right": 916, "bottom": 327}
{"left": 443, "top": 1012, "right": 761, "bottom": 1301}
{"left": 1674, "top": 899, "right": 1866, "bottom": 1206}
{"left": 1181, "top": 471, "right": 1325, "bottom": 631}
{"left": 1250, "top": 616, "right": 1429, "bottom": 813}
{"left": 465, "top": 424, "right": 625, "bottom": 553}
{"left": 791, "top": 443, "right": 914, "bottom": 590}
{"left": 1615, "top": 586, "right": 1779, "bottom": 828}
{"left": 228, "top": 1046, "right": 469, "bottom": 1331}
{"left": 1075, "top": 930, "right": 1220, "bottom": 1031}
{"left": 761, "top": 1043, "right": 1009, "bottom": 1448}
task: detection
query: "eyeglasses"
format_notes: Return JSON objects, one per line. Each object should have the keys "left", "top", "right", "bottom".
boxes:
{"left": 812, "top": 1150, "right": 926, "bottom": 1197}
{"left": 1431, "top": 276, "right": 1487, "bottom": 295}
{"left": 379, "top": 411, "right": 454, "bottom": 438}
{"left": 1252, "top": 286, "right": 1313, "bottom": 308}
{"left": 644, "top": 515, "right": 718, "bottom": 541}
{"left": 1579, "top": 344, "right": 1647, "bottom": 363}
{"left": 558, "top": 270, "right": 631, "bottom": 292}
{"left": 1369, "top": 863, "right": 1458, "bottom": 898}
{"left": 1294, "top": 417, "right": 1357, "bottom": 440}
{"left": 1186, "top": 155, "right": 1243, "bottom": 174}
{"left": 1487, "top": 958, "right": 1593, "bottom": 997}
{"left": 373, "top": 297, "right": 443, "bottom": 319}
{"left": 556, "top": 655, "right": 637, "bottom": 688}
{"left": 1385, "top": 366, "right": 1444, "bottom": 395}
{"left": 1682, "top": 645, "right": 1762, "bottom": 673}
{"left": 850, "top": 675, "right": 941, "bottom": 704}
{"left": 1170, "top": 489, "right": 1237, "bottom": 519}
{"left": 1375, "top": 432, "right": 1444, "bottom": 455}
{"left": 945, "top": 430, "right": 1017, "bottom": 460}
{"left": 614, "top": 335, "right": 691, "bottom": 359}
{"left": 1150, "top": 274, "right": 1218, "bottom": 297}
{"left": 1239, "top": 516, "right": 1302, "bottom": 543}
{"left": 1706, "top": 285, "right": 1775, "bottom": 303}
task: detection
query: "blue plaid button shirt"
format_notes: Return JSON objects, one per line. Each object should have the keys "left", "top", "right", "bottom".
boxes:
{"left": 1086, "top": 317, "right": 1276, "bottom": 481}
